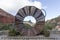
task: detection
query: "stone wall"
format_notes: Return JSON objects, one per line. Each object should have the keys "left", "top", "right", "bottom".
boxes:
{"left": 49, "top": 31, "right": 60, "bottom": 40}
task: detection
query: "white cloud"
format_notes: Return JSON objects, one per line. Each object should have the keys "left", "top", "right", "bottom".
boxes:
{"left": 0, "top": 0, "right": 42, "bottom": 16}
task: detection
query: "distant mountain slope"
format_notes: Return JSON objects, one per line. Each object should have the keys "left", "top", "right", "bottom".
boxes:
{"left": 0, "top": 8, "right": 15, "bottom": 24}
{"left": 0, "top": 8, "right": 14, "bottom": 17}
{"left": 45, "top": 16, "right": 60, "bottom": 30}
{"left": 46, "top": 16, "right": 60, "bottom": 24}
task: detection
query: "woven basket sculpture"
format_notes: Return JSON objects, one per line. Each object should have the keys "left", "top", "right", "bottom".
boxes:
{"left": 15, "top": 6, "right": 46, "bottom": 36}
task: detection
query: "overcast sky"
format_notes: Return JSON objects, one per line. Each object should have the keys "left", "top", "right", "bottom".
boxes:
{"left": 0, "top": 0, "right": 60, "bottom": 20}
{"left": 0, "top": 0, "right": 42, "bottom": 15}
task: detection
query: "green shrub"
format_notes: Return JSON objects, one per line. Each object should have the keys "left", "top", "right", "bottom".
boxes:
{"left": 0, "top": 24, "right": 15, "bottom": 30}
{"left": 0, "top": 24, "right": 11, "bottom": 30}
{"left": 36, "top": 28, "right": 50, "bottom": 37}
{"left": 0, "top": 24, "right": 22, "bottom": 36}
{"left": 43, "top": 30, "right": 50, "bottom": 37}
{"left": 8, "top": 29, "right": 21, "bottom": 36}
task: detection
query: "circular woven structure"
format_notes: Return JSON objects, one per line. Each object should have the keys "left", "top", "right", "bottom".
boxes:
{"left": 15, "top": 6, "right": 45, "bottom": 36}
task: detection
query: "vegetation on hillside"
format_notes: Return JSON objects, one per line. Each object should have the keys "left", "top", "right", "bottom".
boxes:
{"left": 45, "top": 15, "right": 60, "bottom": 30}
{"left": 0, "top": 24, "right": 12, "bottom": 30}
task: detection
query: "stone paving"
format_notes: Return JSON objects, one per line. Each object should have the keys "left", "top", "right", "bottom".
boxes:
{"left": 0, "top": 30, "right": 58, "bottom": 40}
{"left": 0, "top": 35, "right": 57, "bottom": 40}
